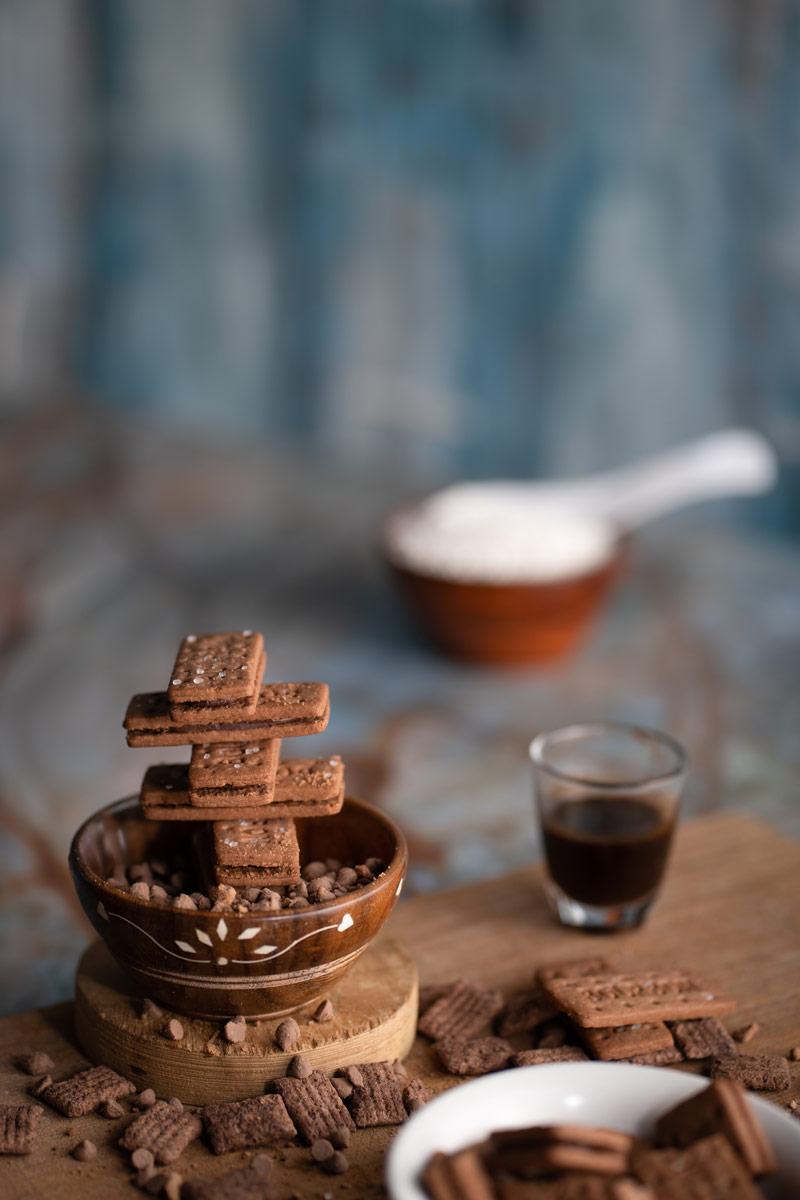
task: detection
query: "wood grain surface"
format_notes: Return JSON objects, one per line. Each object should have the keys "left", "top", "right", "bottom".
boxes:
{"left": 74, "top": 937, "right": 418, "bottom": 1103}
{"left": 2, "top": 812, "right": 799, "bottom": 1200}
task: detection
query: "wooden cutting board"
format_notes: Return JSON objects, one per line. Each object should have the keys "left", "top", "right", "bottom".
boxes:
{"left": 2, "top": 812, "right": 799, "bottom": 1199}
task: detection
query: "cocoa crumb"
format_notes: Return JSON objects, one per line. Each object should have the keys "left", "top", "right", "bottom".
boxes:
{"left": 99, "top": 1098, "right": 124, "bottom": 1118}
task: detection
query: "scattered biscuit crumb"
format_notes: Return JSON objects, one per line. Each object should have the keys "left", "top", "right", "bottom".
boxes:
{"left": 139, "top": 998, "right": 163, "bottom": 1022}
{"left": 99, "top": 1098, "right": 124, "bottom": 1118}
{"left": 15, "top": 1051, "right": 54, "bottom": 1076}
{"left": 732, "top": 1023, "right": 759, "bottom": 1044}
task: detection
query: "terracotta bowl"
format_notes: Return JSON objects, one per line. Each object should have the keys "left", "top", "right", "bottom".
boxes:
{"left": 383, "top": 508, "right": 626, "bottom": 666}
{"left": 70, "top": 795, "right": 407, "bottom": 1020}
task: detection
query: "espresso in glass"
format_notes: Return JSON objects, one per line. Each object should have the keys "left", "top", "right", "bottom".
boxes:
{"left": 530, "top": 723, "right": 686, "bottom": 930}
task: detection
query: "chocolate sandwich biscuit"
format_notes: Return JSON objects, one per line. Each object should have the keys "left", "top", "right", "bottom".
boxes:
{"left": 422, "top": 1149, "right": 496, "bottom": 1200}
{"left": 485, "top": 1124, "right": 633, "bottom": 1177}
{"left": 203, "top": 1095, "right": 296, "bottom": 1154}
{"left": 189, "top": 738, "right": 279, "bottom": 792}
{"left": 170, "top": 650, "right": 265, "bottom": 725}
{"left": 542, "top": 970, "right": 736, "bottom": 1029}
{"left": 0, "top": 1105, "right": 43, "bottom": 1155}
{"left": 168, "top": 632, "right": 264, "bottom": 711}
{"left": 41, "top": 1065, "right": 135, "bottom": 1117}
{"left": 632, "top": 1133, "right": 761, "bottom": 1199}
{"left": 346, "top": 1061, "right": 407, "bottom": 1127}
{"left": 119, "top": 1099, "right": 203, "bottom": 1164}
{"left": 668, "top": 1017, "right": 737, "bottom": 1060}
{"left": 575, "top": 1021, "right": 675, "bottom": 1062}
{"left": 435, "top": 1036, "right": 513, "bottom": 1076}
{"left": 125, "top": 682, "right": 330, "bottom": 747}
{"left": 418, "top": 979, "right": 504, "bottom": 1041}
{"left": 655, "top": 1078, "right": 775, "bottom": 1176}
{"left": 140, "top": 755, "right": 344, "bottom": 821}
{"left": 211, "top": 817, "right": 301, "bottom": 887}
{"left": 273, "top": 1070, "right": 355, "bottom": 1146}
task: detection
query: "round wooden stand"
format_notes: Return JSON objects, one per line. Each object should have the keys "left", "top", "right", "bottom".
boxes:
{"left": 75, "top": 937, "right": 418, "bottom": 1105}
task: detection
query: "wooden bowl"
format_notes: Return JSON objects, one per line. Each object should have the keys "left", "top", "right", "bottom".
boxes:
{"left": 385, "top": 542, "right": 625, "bottom": 666}
{"left": 69, "top": 795, "right": 407, "bottom": 1020}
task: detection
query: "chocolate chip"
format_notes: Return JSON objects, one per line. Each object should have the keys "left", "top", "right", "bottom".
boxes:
{"left": 331, "top": 1078, "right": 352, "bottom": 1100}
{"left": 162, "top": 1019, "right": 184, "bottom": 1042}
{"left": 31, "top": 1075, "right": 52, "bottom": 1097}
{"left": 223, "top": 1016, "right": 247, "bottom": 1044}
{"left": 336, "top": 867, "right": 358, "bottom": 888}
{"left": 330, "top": 1125, "right": 351, "bottom": 1149}
{"left": 134, "top": 1089, "right": 157, "bottom": 1110}
{"left": 130, "top": 881, "right": 151, "bottom": 900}
{"left": 149, "top": 885, "right": 168, "bottom": 903}
{"left": 99, "top": 1098, "right": 124, "bottom": 1118}
{"left": 323, "top": 1151, "right": 349, "bottom": 1175}
{"left": 312, "top": 999, "right": 334, "bottom": 1023}
{"left": 139, "top": 998, "right": 163, "bottom": 1021}
{"left": 131, "top": 1147, "right": 155, "bottom": 1170}
{"left": 341, "top": 1065, "right": 363, "bottom": 1087}
{"left": 172, "top": 893, "right": 197, "bottom": 911}
{"left": 71, "top": 1139, "right": 97, "bottom": 1161}
{"left": 288, "top": 1054, "right": 313, "bottom": 1079}
{"left": 275, "top": 1018, "right": 300, "bottom": 1051}
{"left": 311, "top": 1138, "right": 335, "bottom": 1163}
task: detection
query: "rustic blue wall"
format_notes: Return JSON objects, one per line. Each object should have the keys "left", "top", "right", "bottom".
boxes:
{"left": 1, "top": 1, "right": 798, "bottom": 525}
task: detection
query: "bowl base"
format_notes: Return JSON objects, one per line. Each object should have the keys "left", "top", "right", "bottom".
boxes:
{"left": 75, "top": 937, "right": 418, "bottom": 1105}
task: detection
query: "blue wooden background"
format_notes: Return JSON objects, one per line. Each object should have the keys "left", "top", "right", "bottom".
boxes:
{"left": 1, "top": 0, "right": 798, "bottom": 526}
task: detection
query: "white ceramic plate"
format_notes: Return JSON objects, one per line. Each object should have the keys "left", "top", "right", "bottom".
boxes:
{"left": 385, "top": 1062, "right": 800, "bottom": 1200}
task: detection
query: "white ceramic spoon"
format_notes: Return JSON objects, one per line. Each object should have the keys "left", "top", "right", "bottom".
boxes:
{"left": 389, "top": 429, "right": 778, "bottom": 584}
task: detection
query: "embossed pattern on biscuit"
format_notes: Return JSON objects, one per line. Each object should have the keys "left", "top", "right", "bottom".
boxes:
{"left": 118, "top": 1099, "right": 202, "bottom": 1164}
{"left": 0, "top": 1104, "right": 43, "bottom": 1155}
{"left": 168, "top": 632, "right": 264, "bottom": 705}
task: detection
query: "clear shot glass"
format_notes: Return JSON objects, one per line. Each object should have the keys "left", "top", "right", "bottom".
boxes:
{"left": 529, "top": 722, "right": 687, "bottom": 931}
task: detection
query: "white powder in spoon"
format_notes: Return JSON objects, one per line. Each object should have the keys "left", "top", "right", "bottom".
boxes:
{"left": 386, "top": 486, "right": 617, "bottom": 584}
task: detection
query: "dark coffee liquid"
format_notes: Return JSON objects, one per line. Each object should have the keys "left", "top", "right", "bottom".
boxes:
{"left": 542, "top": 797, "right": 675, "bottom": 907}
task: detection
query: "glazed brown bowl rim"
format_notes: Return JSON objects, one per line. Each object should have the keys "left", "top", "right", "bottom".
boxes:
{"left": 380, "top": 496, "right": 627, "bottom": 592}
{"left": 70, "top": 793, "right": 407, "bottom": 926}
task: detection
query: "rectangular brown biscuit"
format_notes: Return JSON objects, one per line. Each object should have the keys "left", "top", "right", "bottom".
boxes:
{"left": 542, "top": 970, "right": 736, "bottom": 1028}
{"left": 0, "top": 1105, "right": 43, "bottom": 1155}
{"left": 710, "top": 1053, "right": 791, "bottom": 1092}
{"left": 418, "top": 980, "right": 504, "bottom": 1041}
{"left": 633, "top": 1133, "right": 761, "bottom": 1199}
{"left": 348, "top": 1060, "right": 407, "bottom": 1127}
{"left": 486, "top": 1140, "right": 630, "bottom": 1177}
{"left": 497, "top": 1180, "right": 627, "bottom": 1200}
{"left": 189, "top": 737, "right": 279, "bottom": 790}
{"left": 213, "top": 817, "right": 299, "bottom": 870}
{"left": 435, "top": 1036, "right": 513, "bottom": 1076}
{"left": 119, "top": 1099, "right": 202, "bottom": 1163}
{"left": 511, "top": 1047, "right": 589, "bottom": 1067}
{"left": 41, "top": 1065, "right": 135, "bottom": 1116}
{"left": 576, "top": 1021, "right": 675, "bottom": 1062}
{"left": 655, "top": 1077, "right": 775, "bottom": 1176}
{"left": 140, "top": 758, "right": 344, "bottom": 821}
{"left": 125, "top": 682, "right": 330, "bottom": 746}
{"left": 272, "top": 1070, "right": 355, "bottom": 1145}
{"left": 168, "top": 632, "right": 264, "bottom": 707}
{"left": 170, "top": 650, "right": 265, "bottom": 723}
{"left": 202, "top": 1095, "right": 296, "bottom": 1153}
{"left": 669, "top": 1017, "right": 737, "bottom": 1060}
{"left": 422, "top": 1149, "right": 496, "bottom": 1200}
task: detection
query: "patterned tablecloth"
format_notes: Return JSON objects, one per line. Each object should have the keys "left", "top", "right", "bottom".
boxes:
{"left": 1, "top": 404, "right": 798, "bottom": 1015}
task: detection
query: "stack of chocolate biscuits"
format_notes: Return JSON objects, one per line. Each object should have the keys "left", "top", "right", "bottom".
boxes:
{"left": 123, "top": 631, "right": 344, "bottom": 892}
